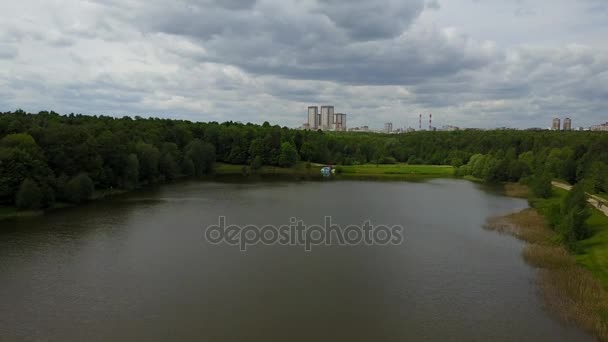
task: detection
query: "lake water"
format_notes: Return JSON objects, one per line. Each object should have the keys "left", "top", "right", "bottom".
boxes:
{"left": 0, "top": 178, "right": 592, "bottom": 341}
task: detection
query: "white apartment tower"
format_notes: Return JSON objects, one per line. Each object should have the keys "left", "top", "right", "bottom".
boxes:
{"left": 552, "top": 118, "right": 561, "bottom": 131}
{"left": 320, "top": 106, "right": 335, "bottom": 130}
{"left": 563, "top": 118, "right": 572, "bottom": 131}
{"left": 307, "top": 106, "right": 319, "bottom": 129}
{"left": 384, "top": 122, "right": 393, "bottom": 134}
{"left": 334, "top": 113, "right": 347, "bottom": 131}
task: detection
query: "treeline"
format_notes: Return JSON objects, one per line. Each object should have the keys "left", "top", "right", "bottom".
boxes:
{"left": 2, "top": 110, "right": 608, "bottom": 210}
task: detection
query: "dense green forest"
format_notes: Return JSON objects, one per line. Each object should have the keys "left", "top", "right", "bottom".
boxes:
{"left": 2, "top": 110, "right": 608, "bottom": 213}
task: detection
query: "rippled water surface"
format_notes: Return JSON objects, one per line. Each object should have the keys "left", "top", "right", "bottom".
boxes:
{"left": 0, "top": 179, "right": 592, "bottom": 341}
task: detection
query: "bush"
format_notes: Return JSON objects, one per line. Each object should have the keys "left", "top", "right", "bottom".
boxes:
{"left": 16, "top": 178, "right": 42, "bottom": 210}
{"left": 65, "top": 173, "right": 94, "bottom": 204}
{"left": 380, "top": 156, "right": 397, "bottom": 164}
{"left": 530, "top": 173, "right": 553, "bottom": 198}
{"left": 250, "top": 155, "right": 263, "bottom": 170}
{"left": 278, "top": 142, "right": 298, "bottom": 167}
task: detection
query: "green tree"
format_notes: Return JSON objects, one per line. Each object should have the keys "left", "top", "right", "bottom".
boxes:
{"left": 135, "top": 142, "right": 160, "bottom": 183}
{"left": 529, "top": 172, "right": 553, "bottom": 198}
{"left": 159, "top": 153, "right": 179, "bottom": 181}
{"left": 278, "top": 142, "right": 298, "bottom": 167}
{"left": 559, "top": 184, "right": 591, "bottom": 249}
{"left": 181, "top": 157, "right": 195, "bottom": 176}
{"left": 16, "top": 178, "right": 42, "bottom": 210}
{"left": 250, "top": 155, "right": 263, "bottom": 171}
{"left": 185, "top": 139, "right": 216, "bottom": 176}
{"left": 586, "top": 161, "right": 607, "bottom": 193}
{"left": 123, "top": 154, "right": 139, "bottom": 189}
{"left": 65, "top": 173, "right": 94, "bottom": 204}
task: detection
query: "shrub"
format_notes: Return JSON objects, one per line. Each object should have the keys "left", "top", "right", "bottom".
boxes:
{"left": 65, "top": 173, "right": 94, "bottom": 204}
{"left": 16, "top": 178, "right": 42, "bottom": 210}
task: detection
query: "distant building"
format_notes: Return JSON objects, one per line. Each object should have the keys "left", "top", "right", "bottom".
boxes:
{"left": 349, "top": 126, "right": 369, "bottom": 132}
{"left": 552, "top": 118, "right": 561, "bottom": 131}
{"left": 563, "top": 118, "right": 572, "bottom": 131}
{"left": 320, "top": 106, "right": 335, "bottom": 130}
{"left": 306, "top": 105, "right": 348, "bottom": 131}
{"left": 440, "top": 125, "right": 460, "bottom": 131}
{"left": 384, "top": 122, "right": 393, "bottom": 134}
{"left": 307, "top": 106, "right": 318, "bottom": 130}
{"left": 591, "top": 122, "right": 608, "bottom": 132}
{"left": 301, "top": 123, "right": 310, "bottom": 130}
{"left": 334, "top": 113, "right": 347, "bottom": 131}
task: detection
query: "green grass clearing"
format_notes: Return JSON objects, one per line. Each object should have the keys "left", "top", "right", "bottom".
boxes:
{"left": 338, "top": 164, "right": 454, "bottom": 177}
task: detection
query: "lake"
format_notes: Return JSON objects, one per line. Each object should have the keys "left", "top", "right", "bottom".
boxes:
{"left": 0, "top": 178, "right": 592, "bottom": 341}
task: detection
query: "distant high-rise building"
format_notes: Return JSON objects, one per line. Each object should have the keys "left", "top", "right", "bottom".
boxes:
{"left": 563, "top": 118, "right": 572, "bottom": 131}
{"left": 384, "top": 122, "right": 393, "bottom": 134}
{"left": 334, "top": 113, "right": 347, "bottom": 131}
{"left": 552, "top": 118, "right": 561, "bottom": 131}
{"left": 591, "top": 122, "right": 608, "bottom": 132}
{"left": 307, "top": 106, "right": 318, "bottom": 129}
{"left": 320, "top": 106, "right": 334, "bottom": 130}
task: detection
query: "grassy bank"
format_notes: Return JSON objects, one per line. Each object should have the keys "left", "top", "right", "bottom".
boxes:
{"left": 214, "top": 162, "right": 317, "bottom": 176}
{"left": 0, "top": 206, "right": 44, "bottom": 220}
{"left": 215, "top": 162, "right": 455, "bottom": 179}
{"left": 1, "top": 188, "right": 131, "bottom": 221}
{"left": 531, "top": 188, "right": 608, "bottom": 286}
{"left": 337, "top": 163, "right": 454, "bottom": 177}
{"left": 3, "top": 162, "right": 453, "bottom": 221}
{"left": 488, "top": 185, "right": 608, "bottom": 340}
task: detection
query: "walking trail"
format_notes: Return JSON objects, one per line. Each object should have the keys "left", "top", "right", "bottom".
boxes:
{"left": 552, "top": 181, "right": 608, "bottom": 217}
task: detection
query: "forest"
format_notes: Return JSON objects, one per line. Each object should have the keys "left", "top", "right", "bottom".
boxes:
{"left": 2, "top": 110, "right": 608, "bottom": 213}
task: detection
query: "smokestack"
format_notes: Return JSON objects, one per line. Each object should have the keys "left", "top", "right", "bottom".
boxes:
{"left": 419, "top": 114, "right": 422, "bottom": 130}
{"left": 429, "top": 113, "right": 432, "bottom": 130}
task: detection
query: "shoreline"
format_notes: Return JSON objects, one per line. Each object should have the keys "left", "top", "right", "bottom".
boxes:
{"left": 1, "top": 163, "right": 454, "bottom": 221}
{"left": 488, "top": 184, "right": 608, "bottom": 341}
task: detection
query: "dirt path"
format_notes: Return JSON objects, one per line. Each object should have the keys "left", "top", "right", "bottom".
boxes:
{"left": 552, "top": 181, "right": 608, "bottom": 217}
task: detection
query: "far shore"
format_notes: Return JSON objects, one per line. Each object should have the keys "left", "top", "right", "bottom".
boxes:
{"left": 1, "top": 162, "right": 455, "bottom": 221}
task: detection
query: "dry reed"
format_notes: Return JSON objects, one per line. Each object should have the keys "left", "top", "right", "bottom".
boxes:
{"left": 504, "top": 182, "right": 530, "bottom": 198}
{"left": 485, "top": 208, "right": 608, "bottom": 341}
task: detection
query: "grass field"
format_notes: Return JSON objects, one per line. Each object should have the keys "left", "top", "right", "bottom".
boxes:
{"left": 337, "top": 163, "right": 454, "bottom": 177}
{"left": 578, "top": 206, "right": 608, "bottom": 287}
{"left": 214, "top": 162, "right": 455, "bottom": 179}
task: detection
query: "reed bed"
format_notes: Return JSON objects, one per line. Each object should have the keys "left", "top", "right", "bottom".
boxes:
{"left": 504, "top": 182, "right": 530, "bottom": 198}
{"left": 485, "top": 209, "right": 608, "bottom": 341}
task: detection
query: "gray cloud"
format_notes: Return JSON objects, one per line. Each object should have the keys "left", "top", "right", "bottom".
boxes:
{"left": 426, "top": 0, "right": 440, "bottom": 10}
{"left": 0, "top": 45, "right": 17, "bottom": 59}
{"left": 0, "top": 0, "right": 607, "bottom": 129}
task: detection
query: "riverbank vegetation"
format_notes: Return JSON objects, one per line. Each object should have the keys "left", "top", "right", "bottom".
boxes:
{"left": 486, "top": 205, "right": 608, "bottom": 340}
{"left": 336, "top": 164, "right": 454, "bottom": 177}
{"left": 1, "top": 110, "right": 608, "bottom": 210}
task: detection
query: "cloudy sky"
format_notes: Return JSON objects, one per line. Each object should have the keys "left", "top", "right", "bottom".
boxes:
{"left": 1, "top": 0, "right": 607, "bottom": 129}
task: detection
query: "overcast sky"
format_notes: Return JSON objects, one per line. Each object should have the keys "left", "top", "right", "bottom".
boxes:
{"left": 1, "top": 0, "right": 607, "bottom": 129}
